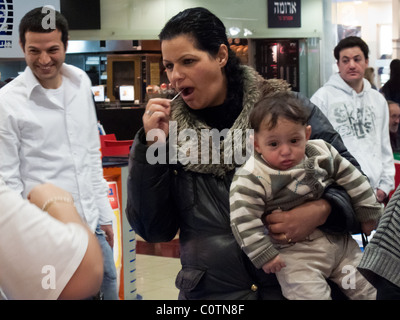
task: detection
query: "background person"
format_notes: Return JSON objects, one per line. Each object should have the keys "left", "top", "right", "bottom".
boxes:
{"left": 127, "top": 7, "right": 364, "bottom": 300}
{"left": 380, "top": 59, "right": 400, "bottom": 105}
{"left": 311, "top": 36, "right": 395, "bottom": 203}
{"left": 364, "top": 67, "right": 377, "bottom": 90}
{"left": 388, "top": 100, "right": 400, "bottom": 153}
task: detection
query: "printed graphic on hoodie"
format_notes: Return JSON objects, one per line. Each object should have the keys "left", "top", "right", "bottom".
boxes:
{"left": 330, "top": 102, "right": 376, "bottom": 140}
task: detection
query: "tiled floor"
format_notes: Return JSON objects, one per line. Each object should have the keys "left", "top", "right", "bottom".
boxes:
{"left": 132, "top": 234, "right": 370, "bottom": 300}
{"left": 135, "top": 254, "right": 181, "bottom": 300}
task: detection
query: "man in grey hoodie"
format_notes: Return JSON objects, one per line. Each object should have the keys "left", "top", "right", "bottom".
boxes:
{"left": 311, "top": 36, "right": 394, "bottom": 203}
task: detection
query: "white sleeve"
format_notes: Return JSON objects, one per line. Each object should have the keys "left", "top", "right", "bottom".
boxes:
{"left": 86, "top": 86, "right": 114, "bottom": 226}
{"left": 0, "top": 104, "right": 24, "bottom": 194}
{"left": 0, "top": 181, "right": 88, "bottom": 300}
{"left": 379, "top": 100, "right": 395, "bottom": 195}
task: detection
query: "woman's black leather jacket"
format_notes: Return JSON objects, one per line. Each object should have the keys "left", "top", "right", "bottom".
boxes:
{"left": 126, "top": 67, "right": 362, "bottom": 299}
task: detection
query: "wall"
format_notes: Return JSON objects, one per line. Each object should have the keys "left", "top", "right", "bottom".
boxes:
{"left": 66, "top": 0, "right": 325, "bottom": 97}
{"left": 68, "top": 0, "right": 324, "bottom": 40}
{"left": 0, "top": 0, "right": 61, "bottom": 58}
{"left": 0, "top": 0, "right": 324, "bottom": 95}
{"left": 0, "top": 60, "right": 26, "bottom": 81}
{"left": 393, "top": 0, "right": 400, "bottom": 58}
{"left": 335, "top": 1, "right": 391, "bottom": 72}
{"left": 1, "top": 1, "right": 393, "bottom": 93}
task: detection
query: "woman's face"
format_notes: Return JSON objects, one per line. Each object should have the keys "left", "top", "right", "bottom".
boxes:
{"left": 161, "top": 34, "right": 228, "bottom": 110}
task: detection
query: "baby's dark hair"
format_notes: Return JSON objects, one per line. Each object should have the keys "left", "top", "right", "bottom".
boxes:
{"left": 249, "top": 92, "right": 310, "bottom": 132}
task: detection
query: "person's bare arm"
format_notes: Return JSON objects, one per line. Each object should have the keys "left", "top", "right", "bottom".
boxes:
{"left": 28, "top": 183, "right": 103, "bottom": 300}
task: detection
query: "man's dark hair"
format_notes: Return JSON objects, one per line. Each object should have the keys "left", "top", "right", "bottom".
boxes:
{"left": 334, "top": 36, "right": 369, "bottom": 61}
{"left": 250, "top": 92, "right": 310, "bottom": 132}
{"left": 19, "top": 7, "right": 69, "bottom": 50}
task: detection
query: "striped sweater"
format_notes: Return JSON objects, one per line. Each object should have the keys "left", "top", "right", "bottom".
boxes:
{"left": 358, "top": 184, "right": 400, "bottom": 288}
{"left": 230, "top": 139, "right": 383, "bottom": 269}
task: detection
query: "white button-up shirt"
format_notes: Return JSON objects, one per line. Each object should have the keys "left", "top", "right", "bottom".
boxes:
{"left": 0, "top": 64, "right": 113, "bottom": 231}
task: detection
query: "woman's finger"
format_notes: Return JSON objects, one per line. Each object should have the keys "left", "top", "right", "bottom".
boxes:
{"left": 267, "top": 222, "right": 285, "bottom": 235}
{"left": 144, "top": 98, "right": 171, "bottom": 118}
{"left": 143, "top": 98, "right": 172, "bottom": 144}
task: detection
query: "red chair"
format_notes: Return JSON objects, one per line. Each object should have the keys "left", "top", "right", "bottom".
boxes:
{"left": 100, "top": 134, "right": 133, "bottom": 157}
{"left": 388, "top": 161, "right": 400, "bottom": 200}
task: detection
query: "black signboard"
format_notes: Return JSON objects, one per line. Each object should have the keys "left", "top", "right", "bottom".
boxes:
{"left": 60, "top": 0, "right": 101, "bottom": 30}
{"left": 268, "top": 0, "right": 301, "bottom": 28}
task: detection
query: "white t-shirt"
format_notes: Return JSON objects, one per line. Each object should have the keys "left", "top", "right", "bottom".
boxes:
{"left": 0, "top": 180, "right": 88, "bottom": 299}
{"left": 43, "top": 79, "right": 66, "bottom": 108}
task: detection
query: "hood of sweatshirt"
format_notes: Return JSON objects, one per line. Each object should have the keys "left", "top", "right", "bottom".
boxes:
{"left": 324, "top": 72, "right": 372, "bottom": 97}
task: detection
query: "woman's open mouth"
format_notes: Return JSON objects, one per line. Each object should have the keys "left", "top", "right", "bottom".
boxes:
{"left": 180, "top": 87, "right": 195, "bottom": 98}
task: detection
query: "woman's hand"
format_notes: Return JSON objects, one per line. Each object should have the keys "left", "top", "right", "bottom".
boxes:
{"left": 265, "top": 199, "right": 331, "bottom": 243}
{"left": 143, "top": 98, "right": 172, "bottom": 145}
{"left": 28, "top": 183, "right": 83, "bottom": 225}
{"left": 28, "top": 183, "right": 73, "bottom": 210}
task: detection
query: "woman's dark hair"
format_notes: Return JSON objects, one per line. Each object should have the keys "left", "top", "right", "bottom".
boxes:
{"left": 381, "top": 59, "right": 400, "bottom": 103}
{"left": 250, "top": 92, "right": 310, "bottom": 132}
{"left": 19, "top": 7, "right": 69, "bottom": 50}
{"left": 334, "top": 36, "right": 369, "bottom": 61}
{"left": 388, "top": 59, "right": 400, "bottom": 82}
{"left": 159, "top": 7, "right": 244, "bottom": 114}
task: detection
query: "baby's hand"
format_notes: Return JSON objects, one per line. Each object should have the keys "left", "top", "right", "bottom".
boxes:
{"left": 262, "top": 255, "right": 286, "bottom": 274}
{"left": 361, "top": 220, "right": 377, "bottom": 236}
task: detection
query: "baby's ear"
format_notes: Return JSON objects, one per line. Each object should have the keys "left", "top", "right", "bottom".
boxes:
{"left": 305, "top": 125, "right": 312, "bottom": 140}
{"left": 253, "top": 134, "right": 262, "bottom": 154}
{"left": 249, "top": 133, "right": 254, "bottom": 145}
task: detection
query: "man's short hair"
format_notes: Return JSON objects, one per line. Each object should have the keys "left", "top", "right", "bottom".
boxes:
{"left": 19, "top": 7, "right": 69, "bottom": 50}
{"left": 334, "top": 36, "right": 369, "bottom": 61}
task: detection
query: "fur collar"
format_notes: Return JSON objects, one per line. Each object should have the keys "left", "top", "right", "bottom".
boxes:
{"left": 171, "top": 65, "right": 290, "bottom": 177}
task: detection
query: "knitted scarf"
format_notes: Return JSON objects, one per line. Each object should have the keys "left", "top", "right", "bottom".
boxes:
{"left": 170, "top": 65, "right": 290, "bottom": 177}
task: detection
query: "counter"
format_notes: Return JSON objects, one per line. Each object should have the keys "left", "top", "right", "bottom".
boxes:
{"left": 96, "top": 105, "right": 145, "bottom": 140}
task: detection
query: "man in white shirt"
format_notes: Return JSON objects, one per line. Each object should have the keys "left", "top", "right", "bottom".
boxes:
{"left": 311, "top": 36, "right": 395, "bottom": 203}
{"left": 0, "top": 7, "right": 118, "bottom": 299}
{"left": 0, "top": 181, "right": 103, "bottom": 300}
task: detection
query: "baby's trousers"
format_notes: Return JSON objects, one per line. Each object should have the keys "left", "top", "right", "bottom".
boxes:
{"left": 275, "top": 229, "right": 376, "bottom": 300}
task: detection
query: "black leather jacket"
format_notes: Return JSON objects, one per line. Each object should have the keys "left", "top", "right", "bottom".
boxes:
{"left": 126, "top": 70, "right": 361, "bottom": 300}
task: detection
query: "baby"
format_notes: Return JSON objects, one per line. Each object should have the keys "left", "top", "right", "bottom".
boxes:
{"left": 230, "top": 91, "right": 381, "bottom": 299}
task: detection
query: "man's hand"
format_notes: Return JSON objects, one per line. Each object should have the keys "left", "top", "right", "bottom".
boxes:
{"left": 376, "top": 188, "right": 387, "bottom": 203}
{"left": 101, "top": 224, "right": 114, "bottom": 248}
